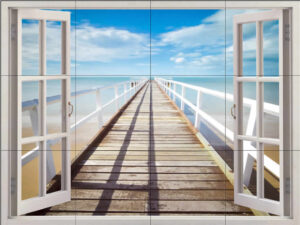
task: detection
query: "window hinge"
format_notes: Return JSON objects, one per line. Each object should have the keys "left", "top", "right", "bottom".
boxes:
{"left": 285, "top": 177, "right": 291, "bottom": 194}
{"left": 284, "top": 24, "right": 291, "bottom": 42}
{"left": 11, "top": 24, "right": 17, "bottom": 41}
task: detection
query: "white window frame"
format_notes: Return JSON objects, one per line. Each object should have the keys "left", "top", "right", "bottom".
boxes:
{"left": 9, "top": 8, "right": 71, "bottom": 216}
{"left": 233, "top": 9, "right": 291, "bottom": 216}
{"left": 1, "top": 1, "right": 300, "bottom": 225}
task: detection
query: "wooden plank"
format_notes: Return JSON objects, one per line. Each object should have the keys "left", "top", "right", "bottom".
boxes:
{"left": 101, "top": 139, "right": 201, "bottom": 144}
{"left": 72, "top": 180, "right": 233, "bottom": 190}
{"left": 87, "top": 155, "right": 213, "bottom": 161}
{"left": 149, "top": 200, "right": 251, "bottom": 213}
{"left": 73, "top": 173, "right": 227, "bottom": 181}
{"left": 91, "top": 151, "right": 210, "bottom": 156}
{"left": 98, "top": 143, "right": 204, "bottom": 148}
{"left": 49, "top": 199, "right": 147, "bottom": 212}
{"left": 70, "top": 189, "right": 233, "bottom": 201}
{"left": 72, "top": 189, "right": 148, "bottom": 200}
{"left": 94, "top": 146, "right": 207, "bottom": 151}
{"left": 151, "top": 190, "right": 234, "bottom": 201}
{"left": 79, "top": 166, "right": 222, "bottom": 174}
{"left": 80, "top": 160, "right": 216, "bottom": 167}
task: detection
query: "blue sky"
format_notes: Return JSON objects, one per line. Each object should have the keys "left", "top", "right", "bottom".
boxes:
{"left": 22, "top": 9, "right": 279, "bottom": 76}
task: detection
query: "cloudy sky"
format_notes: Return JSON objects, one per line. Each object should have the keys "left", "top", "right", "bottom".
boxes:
{"left": 22, "top": 9, "right": 279, "bottom": 76}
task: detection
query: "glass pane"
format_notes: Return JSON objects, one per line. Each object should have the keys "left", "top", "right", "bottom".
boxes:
{"left": 47, "top": 80, "right": 62, "bottom": 134}
{"left": 263, "top": 147, "right": 280, "bottom": 201}
{"left": 240, "top": 82, "right": 256, "bottom": 137}
{"left": 22, "top": 20, "right": 40, "bottom": 76}
{"left": 22, "top": 81, "right": 41, "bottom": 138}
{"left": 263, "top": 20, "right": 279, "bottom": 76}
{"left": 47, "top": 138, "right": 64, "bottom": 194}
{"left": 46, "top": 21, "right": 62, "bottom": 75}
{"left": 22, "top": 144, "right": 41, "bottom": 200}
{"left": 263, "top": 82, "right": 279, "bottom": 139}
{"left": 242, "top": 23, "right": 256, "bottom": 76}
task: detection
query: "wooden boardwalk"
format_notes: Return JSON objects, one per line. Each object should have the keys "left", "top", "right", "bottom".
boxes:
{"left": 45, "top": 81, "right": 251, "bottom": 216}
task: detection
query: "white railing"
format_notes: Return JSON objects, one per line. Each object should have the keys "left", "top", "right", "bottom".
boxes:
{"left": 155, "top": 77, "right": 280, "bottom": 185}
{"left": 22, "top": 79, "right": 147, "bottom": 182}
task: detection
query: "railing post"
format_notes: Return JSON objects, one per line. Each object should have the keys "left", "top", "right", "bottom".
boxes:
{"left": 114, "top": 85, "right": 119, "bottom": 110}
{"left": 124, "top": 83, "right": 127, "bottom": 102}
{"left": 173, "top": 83, "right": 176, "bottom": 101}
{"left": 243, "top": 153, "right": 256, "bottom": 187}
{"left": 180, "top": 86, "right": 185, "bottom": 111}
{"left": 46, "top": 143, "right": 56, "bottom": 183}
{"left": 243, "top": 103, "right": 257, "bottom": 186}
{"left": 96, "top": 89, "right": 104, "bottom": 128}
{"left": 130, "top": 82, "right": 133, "bottom": 97}
{"left": 194, "top": 90, "right": 202, "bottom": 128}
{"left": 29, "top": 106, "right": 39, "bottom": 136}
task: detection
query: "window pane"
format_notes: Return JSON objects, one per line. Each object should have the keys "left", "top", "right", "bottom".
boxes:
{"left": 22, "top": 20, "right": 40, "bottom": 75}
{"left": 22, "top": 145, "right": 41, "bottom": 200}
{"left": 22, "top": 81, "right": 41, "bottom": 138}
{"left": 263, "top": 20, "right": 279, "bottom": 76}
{"left": 242, "top": 23, "right": 256, "bottom": 76}
{"left": 46, "top": 21, "right": 62, "bottom": 75}
{"left": 263, "top": 82, "right": 279, "bottom": 139}
{"left": 263, "top": 147, "right": 280, "bottom": 202}
{"left": 47, "top": 138, "right": 65, "bottom": 194}
{"left": 47, "top": 80, "right": 62, "bottom": 133}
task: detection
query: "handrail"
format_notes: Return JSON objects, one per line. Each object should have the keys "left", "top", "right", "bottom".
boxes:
{"left": 21, "top": 79, "right": 147, "bottom": 181}
{"left": 22, "top": 80, "right": 138, "bottom": 111}
{"left": 155, "top": 77, "right": 280, "bottom": 180}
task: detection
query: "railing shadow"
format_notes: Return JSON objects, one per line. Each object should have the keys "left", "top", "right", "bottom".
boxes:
{"left": 148, "top": 81, "right": 159, "bottom": 215}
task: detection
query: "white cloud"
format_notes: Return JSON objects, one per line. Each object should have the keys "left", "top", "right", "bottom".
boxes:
{"left": 170, "top": 56, "right": 185, "bottom": 63}
{"left": 159, "top": 20, "right": 224, "bottom": 49}
{"left": 22, "top": 21, "right": 150, "bottom": 73}
{"left": 160, "top": 9, "right": 278, "bottom": 75}
{"left": 74, "top": 24, "right": 149, "bottom": 62}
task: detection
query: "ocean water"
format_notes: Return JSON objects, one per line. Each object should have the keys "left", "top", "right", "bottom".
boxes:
{"left": 22, "top": 76, "right": 279, "bottom": 104}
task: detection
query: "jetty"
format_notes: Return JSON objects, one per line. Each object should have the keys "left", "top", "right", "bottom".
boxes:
{"left": 37, "top": 80, "right": 253, "bottom": 216}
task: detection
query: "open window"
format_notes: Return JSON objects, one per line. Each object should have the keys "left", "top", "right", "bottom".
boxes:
{"left": 9, "top": 9, "right": 71, "bottom": 216}
{"left": 233, "top": 9, "right": 292, "bottom": 216}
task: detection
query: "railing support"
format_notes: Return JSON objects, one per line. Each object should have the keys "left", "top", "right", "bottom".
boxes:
{"left": 181, "top": 86, "right": 185, "bottom": 111}
{"left": 243, "top": 153, "right": 256, "bottom": 187}
{"left": 46, "top": 144, "right": 56, "bottom": 183}
{"left": 114, "top": 86, "right": 119, "bottom": 110}
{"left": 96, "top": 89, "right": 104, "bottom": 128}
{"left": 242, "top": 103, "right": 257, "bottom": 186}
{"left": 123, "top": 83, "right": 127, "bottom": 103}
{"left": 29, "top": 106, "right": 39, "bottom": 136}
{"left": 194, "top": 90, "right": 202, "bottom": 128}
{"left": 173, "top": 84, "right": 176, "bottom": 101}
